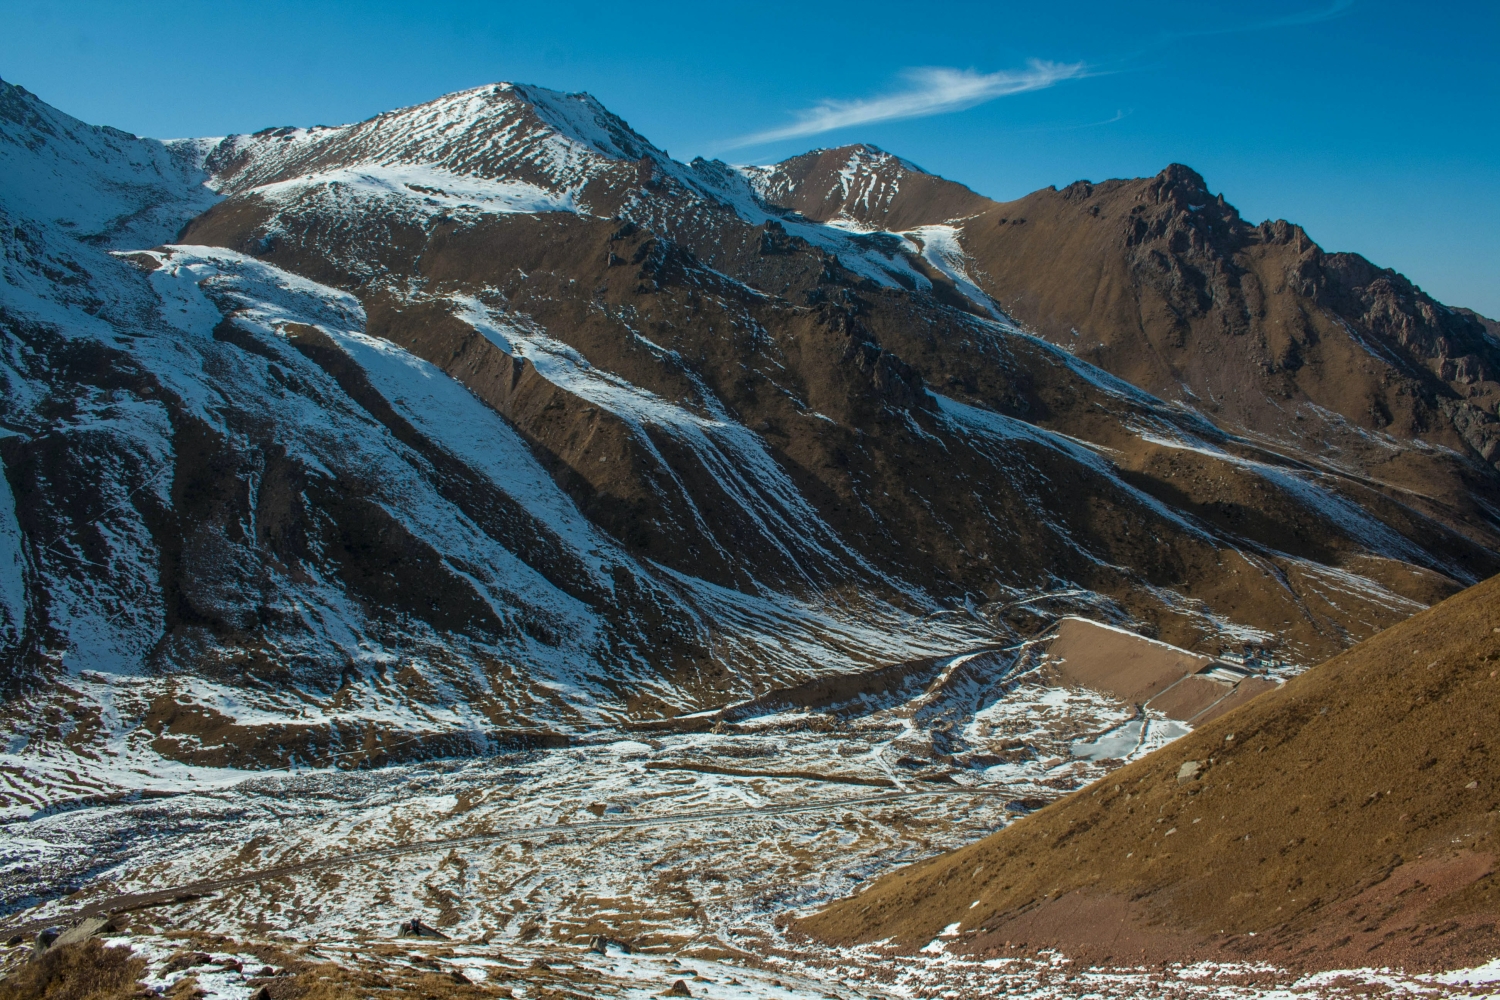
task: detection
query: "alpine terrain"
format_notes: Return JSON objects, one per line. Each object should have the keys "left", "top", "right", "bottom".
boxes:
{"left": 1, "top": 76, "right": 1498, "bottom": 997}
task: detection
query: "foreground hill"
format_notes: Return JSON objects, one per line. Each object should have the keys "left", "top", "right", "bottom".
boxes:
{"left": 798, "top": 571, "right": 1500, "bottom": 972}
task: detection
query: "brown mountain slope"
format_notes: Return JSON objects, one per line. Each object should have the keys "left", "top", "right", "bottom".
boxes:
{"left": 952, "top": 167, "right": 1500, "bottom": 482}
{"left": 798, "top": 571, "right": 1500, "bottom": 972}
{"left": 743, "top": 156, "right": 1500, "bottom": 565}
{"left": 177, "top": 173, "right": 1500, "bottom": 665}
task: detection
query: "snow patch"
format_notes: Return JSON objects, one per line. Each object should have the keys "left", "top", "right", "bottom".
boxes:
{"left": 250, "top": 164, "right": 579, "bottom": 219}
{"left": 903, "top": 224, "right": 1003, "bottom": 319}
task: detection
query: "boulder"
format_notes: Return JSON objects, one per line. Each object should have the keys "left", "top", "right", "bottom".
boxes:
{"left": 397, "top": 918, "right": 449, "bottom": 940}
{"left": 588, "top": 934, "right": 629, "bottom": 955}
{"left": 162, "top": 952, "right": 214, "bottom": 974}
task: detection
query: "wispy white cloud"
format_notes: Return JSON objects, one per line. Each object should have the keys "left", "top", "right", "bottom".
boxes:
{"left": 725, "top": 61, "right": 1087, "bottom": 149}
{"left": 1240, "top": 0, "right": 1356, "bottom": 32}
{"left": 1156, "top": 0, "right": 1356, "bottom": 43}
{"left": 1026, "top": 108, "right": 1132, "bottom": 133}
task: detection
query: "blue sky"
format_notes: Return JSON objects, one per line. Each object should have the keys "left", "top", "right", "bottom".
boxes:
{"left": 4, "top": 0, "right": 1497, "bottom": 315}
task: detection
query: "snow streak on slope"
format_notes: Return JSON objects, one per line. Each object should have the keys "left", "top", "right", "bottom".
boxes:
{"left": 34, "top": 396, "right": 173, "bottom": 675}
{"left": 517, "top": 84, "right": 661, "bottom": 159}
{"left": 904, "top": 224, "right": 1003, "bottom": 318}
{"left": 250, "top": 164, "right": 578, "bottom": 221}
{"left": 450, "top": 295, "right": 883, "bottom": 591}
{"left": 327, "top": 328, "right": 622, "bottom": 588}
{"left": 940, "top": 312, "right": 1443, "bottom": 573}
{"left": 1131, "top": 428, "right": 1440, "bottom": 570}
{"left": 0, "top": 453, "right": 25, "bottom": 655}
{"left": 929, "top": 390, "right": 1214, "bottom": 544}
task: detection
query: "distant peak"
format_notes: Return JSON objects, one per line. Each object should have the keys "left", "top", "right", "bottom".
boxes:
{"left": 830, "top": 142, "right": 891, "bottom": 157}
{"left": 1157, "top": 163, "right": 1206, "bottom": 186}
{"left": 759, "top": 143, "right": 930, "bottom": 177}
{"left": 1151, "top": 163, "right": 1210, "bottom": 199}
{"left": 328, "top": 81, "right": 666, "bottom": 165}
{"left": 500, "top": 82, "right": 662, "bottom": 162}
{"left": 825, "top": 143, "right": 927, "bottom": 173}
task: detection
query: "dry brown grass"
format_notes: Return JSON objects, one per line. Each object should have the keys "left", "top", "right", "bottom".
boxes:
{"left": 0, "top": 941, "right": 147, "bottom": 1000}
{"left": 799, "top": 572, "right": 1500, "bottom": 972}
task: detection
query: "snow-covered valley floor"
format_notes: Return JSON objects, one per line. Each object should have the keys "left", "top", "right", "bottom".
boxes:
{"left": 5, "top": 677, "right": 1499, "bottom": 998}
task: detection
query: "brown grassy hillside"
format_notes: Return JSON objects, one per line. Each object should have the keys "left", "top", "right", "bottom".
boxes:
{"left": 799, "top": 572, "right": 1500, "bottom": 972}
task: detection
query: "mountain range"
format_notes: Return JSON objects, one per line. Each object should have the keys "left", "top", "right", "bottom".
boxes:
{"left": 1, "top": 77, "right": 1498, "bottom": 802}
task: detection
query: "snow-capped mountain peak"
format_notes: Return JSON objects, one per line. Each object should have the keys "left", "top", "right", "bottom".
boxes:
{"left": 201, "top": 82, "right": 667, "bottom": 203}
{"left": 740, "top": 142, "right": 990, "bottom": 231}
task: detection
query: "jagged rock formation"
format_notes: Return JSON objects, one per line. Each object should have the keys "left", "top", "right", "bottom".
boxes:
{"left": 1, "top": 79, "right": 1498, "bottom": 798}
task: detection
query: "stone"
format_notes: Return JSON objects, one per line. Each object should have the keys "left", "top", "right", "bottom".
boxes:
{"left": 162, "top": 952, "right": 214, "bottom": 974}
{"left": 397, "top": 918, "right": 448, "bottom": 940}
{"left": 588, "top": 935, "right": 629, "bottom": 955}
{"left": 32, "top": 929, "right": 58, "bottom": 958}
{"left": 661, "top": 981, "right": 693, "bottom": 997}
{"left": 1177, "top": 761, "right": 1202, "bottom": 784}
